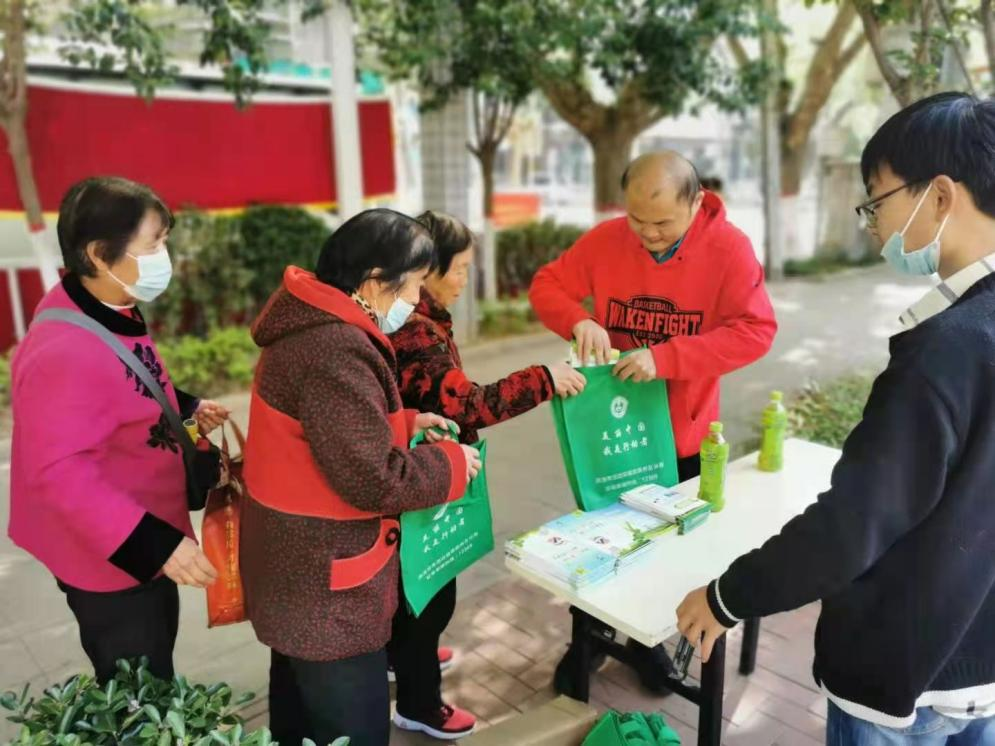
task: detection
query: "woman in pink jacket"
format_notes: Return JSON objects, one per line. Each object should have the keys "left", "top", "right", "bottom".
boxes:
{"left": 8, "top": 177, "right": 228, "bottom": 683}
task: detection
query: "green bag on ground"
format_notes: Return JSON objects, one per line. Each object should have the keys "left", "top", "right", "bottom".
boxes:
{"left": 400, "top": 434, "right": 494, "bottom": 616}
{"left": 552, "top": 362, "right": 679, "bottom": 512}
{"left": 582, "top": 711, "right": 681, "bottom": 745}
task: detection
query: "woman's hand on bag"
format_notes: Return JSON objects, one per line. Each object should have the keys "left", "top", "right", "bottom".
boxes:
{"left": 461, "top": 445, "right": 482, "bottom": 482}
{"left": 194, "top": 400, "right": 231, "bottom": 434}
{"left": 162, "top": 537, "right": 218, "bottom": 588}
{"left": 548, "top": 362, "right": 586, "bottom": 398}
{"left": 414, "top": 412, "right": 460, "bottom": 442}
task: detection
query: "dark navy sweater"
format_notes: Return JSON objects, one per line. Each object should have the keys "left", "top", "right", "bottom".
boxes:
{"left": 708, "top": 273, "right": 995, "bottom": 723}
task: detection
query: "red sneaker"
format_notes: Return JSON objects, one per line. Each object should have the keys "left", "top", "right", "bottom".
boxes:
{"left": 388, "top": 647, "right": 456, "bottom": 682}
{"left": 393, "top": 704, "right": 476, "bottom": 740}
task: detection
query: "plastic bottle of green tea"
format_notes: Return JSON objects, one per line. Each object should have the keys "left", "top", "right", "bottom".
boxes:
{"left": 758, "top": 391, "right": 787, "bottom": 472}
{"left": 698, "top": 422, "right": 730, "bottom": 512}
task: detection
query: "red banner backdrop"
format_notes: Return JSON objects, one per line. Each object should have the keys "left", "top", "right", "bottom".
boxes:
{"left": 0, "top": 82, "right": 395, "bottom": 211}
{"left": 0, "top": 80, "right": 396, "bottom": 349}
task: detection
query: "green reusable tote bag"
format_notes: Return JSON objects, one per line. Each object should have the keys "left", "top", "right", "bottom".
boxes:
{"left": 400, "top": 434, "right": 494, "bottom": 616}
{"left": 552, "top": 361, "right": 679, "bottom": 512}
{"left": 583, "top": 711, "right": 682, "bottom": 745}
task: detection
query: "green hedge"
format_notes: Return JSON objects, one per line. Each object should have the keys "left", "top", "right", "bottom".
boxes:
{"left": 144, "top": 205, "right": 331, "bottom": 338}
{"left": 157, "top": 327, "right": 258, "bottom": 396}
{"left": 497, "top": 220, "right": 584, "bottom": 296}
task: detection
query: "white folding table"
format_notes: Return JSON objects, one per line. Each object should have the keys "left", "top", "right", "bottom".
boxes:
{"left": 506, "top": 438, "right": 842, "bottom": 745}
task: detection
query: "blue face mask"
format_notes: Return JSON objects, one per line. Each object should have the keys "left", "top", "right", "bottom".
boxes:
{"left": 880, "top": 183, "right": 950, "bottom": 276}
{"left": 379, "top": 296, "right": 416, "bottom": 334}
{"left": 109, "top": 247, "right": 173, "bottom": 303}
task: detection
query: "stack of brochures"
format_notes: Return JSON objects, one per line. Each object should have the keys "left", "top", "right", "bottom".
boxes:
{"left": 620, "top": 483, "right": 712, "bottom": 526}
{"left": 504, "top": 503, "right": 673, "bottom": 590}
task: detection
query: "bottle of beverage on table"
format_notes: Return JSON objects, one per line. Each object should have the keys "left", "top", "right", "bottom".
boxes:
{"left": 698, "top": 422, "right": 729, "bottom": 512}
{"left": 758, "top": 391, "right": 787, "bottom": 473}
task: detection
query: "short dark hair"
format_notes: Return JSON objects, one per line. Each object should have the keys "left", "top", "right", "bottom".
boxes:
{"left": 57, "top": 176, "right": 173, "bottom": 277}
{"left": 701, "top": 176, "right": 724, "bottom": 192}
{"left": 316, "top": 208, "right": 436, "bottom": 293}
{"left": 861, "top": 92, "right": 995, "bottom": 218}
{"left": 619, "top": 160, "right": 701, "bottom": 204}
{"left": 416, "top": 210, "right": 475, "bottom": 275}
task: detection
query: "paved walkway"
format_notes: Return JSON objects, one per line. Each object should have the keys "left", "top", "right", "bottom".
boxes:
{"left": 0, "top": 266, "right": 930, "bottom": 744}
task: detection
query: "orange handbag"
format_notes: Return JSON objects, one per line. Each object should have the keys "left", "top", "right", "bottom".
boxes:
{"left": 202, "top": 420, "right": 248, "bottom": 627}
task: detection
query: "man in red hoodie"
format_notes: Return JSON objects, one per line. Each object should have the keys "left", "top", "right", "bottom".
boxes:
{"left": 531, "top": 150, "right": 776, "bottom": 482}
{"left": 530, "top": 151, "right": 777, "bottom": 689}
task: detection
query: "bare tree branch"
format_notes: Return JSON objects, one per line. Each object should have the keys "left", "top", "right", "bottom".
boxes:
{"left": 914, "top": 0, "right": 934, "bottom": 74}
{"left": 936, "top": 0, "right": 977, "bottom": 95}
{"left": 496, "top": 98, "right": 516, "bottom": 144}
{"left": 537, "top": 73, "right": 607, "bottom": 137}
{"left": 727, "top": 35, "right": 751, "bottom": 68}
{"left": 855, "top": 1, "right": 910, "bottom": 105}
{"left": 784, "top": 1, "right": 863, "bottom": 151}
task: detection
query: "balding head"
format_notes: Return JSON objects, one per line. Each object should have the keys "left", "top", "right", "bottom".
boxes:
{"left": 621, "top": 151, "right": 701, "bottom": 204}
{"left": 621, "top": 151, "right": 704, "bottom": 254}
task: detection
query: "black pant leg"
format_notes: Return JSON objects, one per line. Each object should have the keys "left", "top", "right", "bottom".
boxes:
{"left": 280, "top": 649, "right": 390, "bottom": 746}
{"left": 387, "top": 579, "right": 457, "bottom": 718}
{"left": 268, "top": 650, "right": 312, "bottom": 746}
{"left": 59, "top": 576, "right": 179, "bottom": 684}
{"left": 678, "top": 453, "right": 702, "bottom": 482}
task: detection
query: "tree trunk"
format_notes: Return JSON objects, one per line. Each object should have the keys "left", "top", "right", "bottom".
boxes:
{"left": 588, "top": 125, "right": 638, "bottom": 221}
{"left": 474, "top": 143, "right": 499, "bottom": 301}
{"left": 982, "top": 0, "right": 995, "bottom": 83}
{"left": 780, "top": 141, "right": 805, "bottom": 198}
{"left": 4, "top": 117, "right": 59, "bottom": 291}
{"left": 1, "top": 0, "right": 60, "bottom": 294}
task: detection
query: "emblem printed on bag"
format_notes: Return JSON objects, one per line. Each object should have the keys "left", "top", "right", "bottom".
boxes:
{"left": 611, "top": 396, "right": 629, "bottom": 419}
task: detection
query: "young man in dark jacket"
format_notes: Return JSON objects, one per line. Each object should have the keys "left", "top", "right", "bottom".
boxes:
{"left": 677, "top": 92, "right": 995, "bottom": 744}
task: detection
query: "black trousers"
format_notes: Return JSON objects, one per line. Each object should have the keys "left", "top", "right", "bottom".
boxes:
{"left": 386, "top": 578, "right": 457, "bottom": 718}
{"left": 269, "top": 648, "right": 390, "bottom": 746}
{"left": 58, "top": 575, "right": 180, "bottom": 684}
{"left": 678, "top": 452, "right": 702, "bottom": 482}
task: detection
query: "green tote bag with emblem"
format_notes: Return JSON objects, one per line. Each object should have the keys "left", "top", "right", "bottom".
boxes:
{"left": 400, "top": 434, "right": 494, "bottom": 616}
{"left": 552, "top": 363, "right": 679, "bottom": 512}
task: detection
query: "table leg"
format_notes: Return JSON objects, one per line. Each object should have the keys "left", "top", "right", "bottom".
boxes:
{"left": 570, "top": 607, "right": 593, "bottom": 702}
{"left": 740, "top": 617, "right": 760, "bottom": 675}
{"left": 697, "top": 635, "right": 726, "bottom": 746}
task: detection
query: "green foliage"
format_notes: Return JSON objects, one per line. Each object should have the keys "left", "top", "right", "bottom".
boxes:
{"left": 784, "top": 253, "right": 882, "bottom": 278}
{"left": 144, "top": 205, "right": 329, "bottom": 338}
{"left": 145, "top": 210, "right": 255, "bottom": 338}
{"left": 0, "top": 352, "right": 10, "bottom": 408}
{"left": 787, "top": 373, "right": 876, "bottom": 449}
{"left": 0, "top": 657, "right": 314, "bottom": 746}
{"left": 57, "top": 1, "right": 284, "bottom": 107}
{"left": 496, "top": 220, "right": 584, "bottom": 296}
{"left": 237, "top": 206, "right": 330, "bottom": 307}
{"left": 533, "top": 0, "right": 771, "bottom": 117}
{"left": 356, "top": 0, "right": 536, "bottom": 112}
{"left": 157, "top": 327, "right": 258, "bottom": 396}
{"left": 478, "top": 299, "right": 540, "bottom": 339}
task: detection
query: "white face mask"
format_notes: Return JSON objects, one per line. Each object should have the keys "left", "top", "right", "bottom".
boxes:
{"left": 880, "top": 183, "right": 950, "bottom": 277}
{"left": 378, "top": 295, "right": 416, "bottom": 333}
{"left": 108, "top": 247, "right": 173, "bottom": 303}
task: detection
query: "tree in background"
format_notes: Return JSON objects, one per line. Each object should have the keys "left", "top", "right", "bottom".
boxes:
{"left": 0, "top": 0, "right": 324, "bottom": 289}
{"left": 356, "top": 0, "right": 536, "bottom": 300}
{"left": 855, "top": 0, "right": 982, "bottom": 107}
{"left": 729, "top": 1, "right": 866, "bottom": 198}
{"left": 530, "top": 0, "right": 769, "bottom": 217}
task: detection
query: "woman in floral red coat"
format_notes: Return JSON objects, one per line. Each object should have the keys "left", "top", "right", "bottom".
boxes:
{"left": 387, "top": 211, "right": 586, "bottom": 740}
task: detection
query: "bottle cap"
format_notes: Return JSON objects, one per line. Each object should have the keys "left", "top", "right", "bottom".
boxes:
{"left": 770, "top": 391, "right": 783, "bottom": 401}
{"left": 709, "top": 421, "right": 723, "bottom": 433}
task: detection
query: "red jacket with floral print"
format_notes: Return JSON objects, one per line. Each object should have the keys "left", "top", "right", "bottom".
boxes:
{"left": 391, "top": 289, "right": 555, "bottom": 445}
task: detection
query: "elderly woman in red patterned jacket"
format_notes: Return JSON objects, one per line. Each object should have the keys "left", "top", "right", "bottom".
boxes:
{"left": 387, "top": 211, "right": 586, "bottom": 740}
